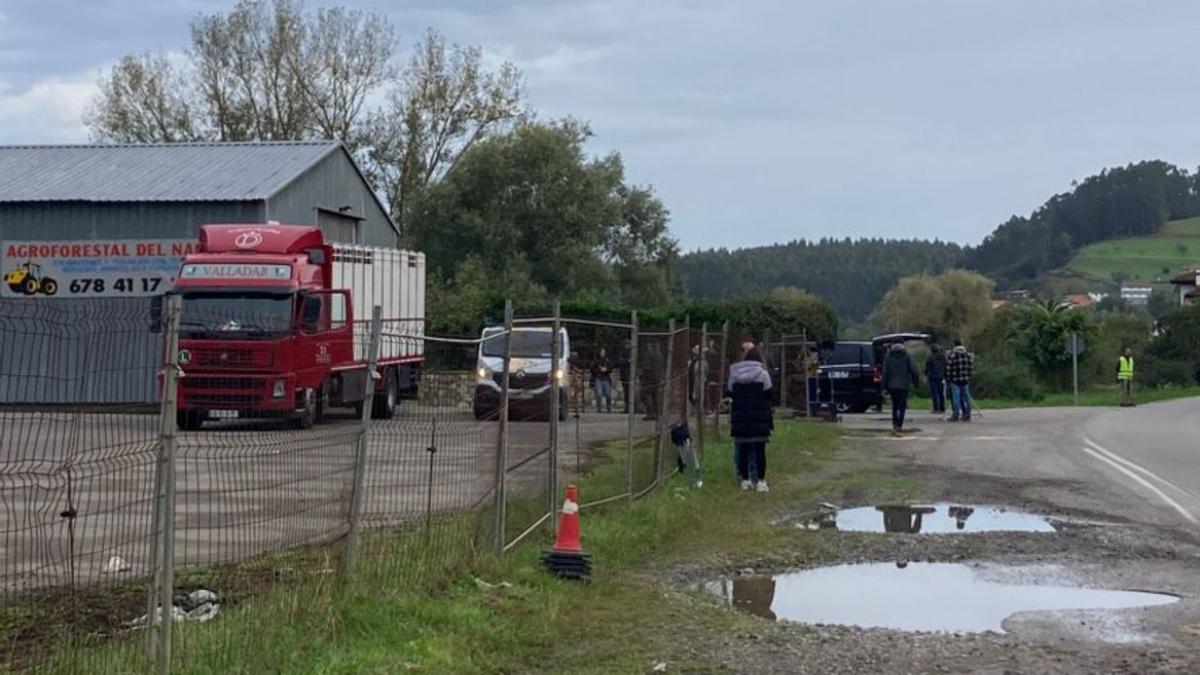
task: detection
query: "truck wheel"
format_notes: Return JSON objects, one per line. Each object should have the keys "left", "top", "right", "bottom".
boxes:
{"left": 372, "top": 370, "right": 398, "bottom": 420}
{"left": 177, "top": 411, "right": 205, "bottom": 431}
{"left": 40, "top": 278, "right": 58, "bottom": 296}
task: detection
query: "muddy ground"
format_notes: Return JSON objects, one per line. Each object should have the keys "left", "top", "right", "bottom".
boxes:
{"left": 664, "top": 409, "right": 1200, "bottom": 674}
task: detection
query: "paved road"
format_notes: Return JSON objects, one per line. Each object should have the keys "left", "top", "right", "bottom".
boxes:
{"left": 1085, "top": 397, "right": 1200, "bottom": 523}
{"left": 0, "top": 405, "right": 658, "bottom": 595}
{"left": 841, "top": 396, "right": 1200, "bottom": 528}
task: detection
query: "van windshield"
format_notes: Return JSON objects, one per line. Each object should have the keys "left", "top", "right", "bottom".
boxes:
{"left": 481, "top": 331, "right": 563, "bottom": 358}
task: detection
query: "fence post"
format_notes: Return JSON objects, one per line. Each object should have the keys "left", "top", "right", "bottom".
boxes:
{"left": 548, "top": 300, "right": 561, "bottom": 525}
{"left": 626, "top": 311, "right": 638, "bottom": 501}
{"left": 493, "top": 301, "right": 514, "bottom": 555}
{"left": 150, "top": 293, "right": 181, "bottom": 673}
{"left": 716, "top": 321, "right": 729, "bottom": 436}
{"left": 344, "top": 305, "right": 382, "bottom": 582}
{"left": 697, "top": 321, "right": 707, "bottom": 460}
{"left": 780, "top": 334, "right": 789, "bottom": 410}
{"left": 658, "top": 318, "right": 676, "bottom": 482}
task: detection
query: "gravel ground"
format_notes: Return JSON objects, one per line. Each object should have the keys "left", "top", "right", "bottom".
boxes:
{"left": 665, "top": 409, "right": 1200, "bottom": 674}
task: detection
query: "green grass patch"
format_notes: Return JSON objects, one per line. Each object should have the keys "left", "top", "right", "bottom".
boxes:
{"left": 1065, "top": 216, "right": 1200, "bottom": 284}
{"left": 41, "top": 421, "right": 866, "bottom": 674}
{"left": 972, "top": 384, "right": 1197, "bottom": 409}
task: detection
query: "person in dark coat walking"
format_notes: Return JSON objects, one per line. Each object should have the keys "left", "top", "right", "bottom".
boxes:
{"left": 727, "top": 347, "right": 774, "bottom": 492}
{"left": 924, "top": 344, "right": 947, "bottom": 414}
{"left": 589, "top": 348, "right": 614, "bottom": 413}
{"left": 881, "top": 343, "right": 920, "bottom": 436}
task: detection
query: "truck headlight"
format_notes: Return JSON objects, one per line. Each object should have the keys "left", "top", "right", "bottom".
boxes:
{"left": 273, "top": 379, "right": 287, "bottom": 399}
{"left": 555, "top": 368, "right": 565, "bottom": 381}
{"left": 477, "top": 365, "right": 491, "bottom": 379}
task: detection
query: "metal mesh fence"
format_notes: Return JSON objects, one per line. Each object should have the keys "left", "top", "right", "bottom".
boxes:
{"left": 0, "top": 299, "right": 735, "bottom": 672}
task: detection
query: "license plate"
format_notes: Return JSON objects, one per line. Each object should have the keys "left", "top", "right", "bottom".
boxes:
{"left": 826, "top": 371, "right": 851, "bottom": 379}
{"left": 210, "top": 410, "right": 239, "bottom": 419}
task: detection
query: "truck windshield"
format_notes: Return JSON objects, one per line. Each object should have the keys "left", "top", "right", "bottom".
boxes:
{"left": 179, "top": 292, "right": 293, "bottom": 338}
{"left": 481, "top": 331, "right": 562, "bottom": 358}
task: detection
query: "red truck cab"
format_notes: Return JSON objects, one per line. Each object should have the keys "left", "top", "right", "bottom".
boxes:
{"left": 165, "top": 224, "right": 407, "bottom": 430}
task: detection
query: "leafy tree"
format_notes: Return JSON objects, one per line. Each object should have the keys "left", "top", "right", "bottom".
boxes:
{"left": 870, "top": 270, "right": 994, "bottom": 343}
{"left": 407, "top": 120, "right": 678, "bottom": 318}
{"left": 1008, "top": 299, "right": 1097, "bottom": 387}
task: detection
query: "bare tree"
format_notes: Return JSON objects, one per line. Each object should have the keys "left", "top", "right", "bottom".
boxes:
{"left": 293, "top": 7, "right": 396, "bottom": 142}
{"left": 85, "top": 53, "right": 201, "bottom": 143}
{"left": 360, "top": 29, "right": 528, "bottom": 232}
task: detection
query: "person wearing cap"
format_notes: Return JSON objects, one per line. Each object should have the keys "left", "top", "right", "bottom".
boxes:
{"left": 881, "top": 342, "right": 920, "bottom": 436}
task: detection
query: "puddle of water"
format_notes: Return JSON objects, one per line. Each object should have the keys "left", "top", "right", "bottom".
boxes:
{"left": 705, "top": 563, "right": 1177, "bottom": 635}
{"left": 800, "top": 503, "right": 1056, "bottom": 533}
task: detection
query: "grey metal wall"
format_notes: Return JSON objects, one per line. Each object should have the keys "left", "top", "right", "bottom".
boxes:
{"left": 0, "top": 298, "right": 159, "bottom": 404}
{"left": 266, "top": 149, "right": 396, "bottom": 247}
{"left": 0, "top": 201, "right": 264, "bottom": 241}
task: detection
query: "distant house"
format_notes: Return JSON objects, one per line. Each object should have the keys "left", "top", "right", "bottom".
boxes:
{"left": 1063, "top": 294, "right": 1093, "bottom": 308}
{"left": 1168, "top": 268, "right": 1200, "bottom": 306}
{"left": 1119, "top": 282, "right": 1153, "bottom": 306}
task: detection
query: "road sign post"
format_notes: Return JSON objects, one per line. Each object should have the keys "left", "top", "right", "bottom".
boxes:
{"left": 1065, "top": 333, "right": 1085, "bottom": 406}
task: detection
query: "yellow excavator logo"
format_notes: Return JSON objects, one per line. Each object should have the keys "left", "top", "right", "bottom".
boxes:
{"left": 4, "top": 261, "right": 59, "bottom": 296}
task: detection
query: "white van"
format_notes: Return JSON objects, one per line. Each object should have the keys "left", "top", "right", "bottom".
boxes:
{"left": 473, "top": 326, "right": 570, "bottom": 421}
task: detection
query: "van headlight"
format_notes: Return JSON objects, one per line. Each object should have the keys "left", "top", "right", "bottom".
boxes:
{"left": 555, "top": 368, "right": 565, "bottom": 381}
{"left": 477, "top": 365, "right": 491, "bottom": 379}
{"left": 273, "top": 379, "right": 287, "bottom": 399}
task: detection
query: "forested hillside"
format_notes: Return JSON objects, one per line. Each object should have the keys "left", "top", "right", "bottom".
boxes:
{"left": 966, "top": 161, "right": 1200, "bottom": 287}
{"left": 679, "top": 160, "right": 1200, "bottom": 321}
{"left": 676, "top": 238, "right": 964, "bottom": 321}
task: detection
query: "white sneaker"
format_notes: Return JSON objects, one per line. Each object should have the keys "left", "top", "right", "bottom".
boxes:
{"left": 740, "top": 480, "right": 752, "bottom": 491}
{"left": 755, "top": 481, "right": 770, "bottom": 493}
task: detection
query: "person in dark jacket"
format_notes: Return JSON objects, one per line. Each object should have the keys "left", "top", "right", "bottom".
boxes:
{"left": 727, "top": 347, "right": 774, "bottom": 492}
{"left": 589, "top": 349, "right": 613, "bottom": 413}
{"left": 881, "top": 343, "right": 920, "bottom": 436}
{"left": 924, "top": 344, "right": 947, "bottom": 414}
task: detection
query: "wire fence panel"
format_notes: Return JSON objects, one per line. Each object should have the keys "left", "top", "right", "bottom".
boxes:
{"left": 0, "top": 297, "right": 728, "bottom": 673}
{"left": 0, "top": 298, "right": 160, "bottom": 672}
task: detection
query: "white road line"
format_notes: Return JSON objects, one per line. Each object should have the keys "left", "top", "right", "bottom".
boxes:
{"left": 1084, "top": 438, "right": 1200, "bottom": 503}
{"left": 1079, "top": 444, "right": 1198, "bottom": 524}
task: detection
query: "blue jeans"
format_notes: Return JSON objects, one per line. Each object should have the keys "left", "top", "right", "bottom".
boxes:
{"left": 593, "top": 379, "right": 612, "bottom": 412}
{"left": 950, "top": 383, "right": 972, "bottom": 418}
{"left": 729, "top": 444, "right": 758, "bottom": 480}
{"left": 735, "top": 442, "right": 765, "bottom": 481}
{"left": 929, "top": 378, "right": 945, "bottom": 413}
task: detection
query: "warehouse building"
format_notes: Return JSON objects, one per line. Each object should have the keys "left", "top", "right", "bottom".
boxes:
{"left": 0, "top": 141, "right": 398, "bottom": 403}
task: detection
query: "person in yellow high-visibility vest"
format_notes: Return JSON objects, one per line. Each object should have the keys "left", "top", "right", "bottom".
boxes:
{"left": 1117, "top": 347, "right": 1135, "bottom": 407}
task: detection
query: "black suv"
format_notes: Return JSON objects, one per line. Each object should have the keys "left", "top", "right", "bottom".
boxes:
{"left": 814, "top": 333, "right": 929, "bottom": 414}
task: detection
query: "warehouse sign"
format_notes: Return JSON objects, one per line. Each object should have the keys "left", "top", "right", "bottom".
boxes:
{"left": 1, "top": 239, "right": 196, "bottom": 298}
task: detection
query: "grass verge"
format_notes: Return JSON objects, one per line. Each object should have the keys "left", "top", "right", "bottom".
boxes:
{"left": 43, "top": 420, "right": 888, "bottom": 674}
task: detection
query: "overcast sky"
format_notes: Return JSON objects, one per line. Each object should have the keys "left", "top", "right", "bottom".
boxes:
{"left": 2, "top": 0, "right": 1199, "bottom": 250}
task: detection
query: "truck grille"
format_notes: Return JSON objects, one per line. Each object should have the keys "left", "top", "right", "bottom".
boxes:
{"left": 183, "top": 377, "right": 262, "bottom": 390}
{"left": 187, "top": 394, "right": 259, "bottom": 407}
{"left": 191, "top": 348, "right": 272, "bottom": 368}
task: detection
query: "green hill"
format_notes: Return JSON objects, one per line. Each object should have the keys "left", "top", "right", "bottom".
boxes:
{"left": 1065, "top": 216, "right": 1200, "bottom": 285}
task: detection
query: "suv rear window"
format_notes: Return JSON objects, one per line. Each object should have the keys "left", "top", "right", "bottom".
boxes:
{"left": 824, "top": 343, "right": 864, "bottom": 365}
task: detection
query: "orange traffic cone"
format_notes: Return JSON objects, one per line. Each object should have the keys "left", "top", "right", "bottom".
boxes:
{"left": 541, "top": 484, "right": 591, "bottom": 579}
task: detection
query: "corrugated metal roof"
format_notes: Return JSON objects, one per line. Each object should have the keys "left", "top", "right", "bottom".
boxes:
{"left": 0, "top": 141, "right": 341, "bottom": 202}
